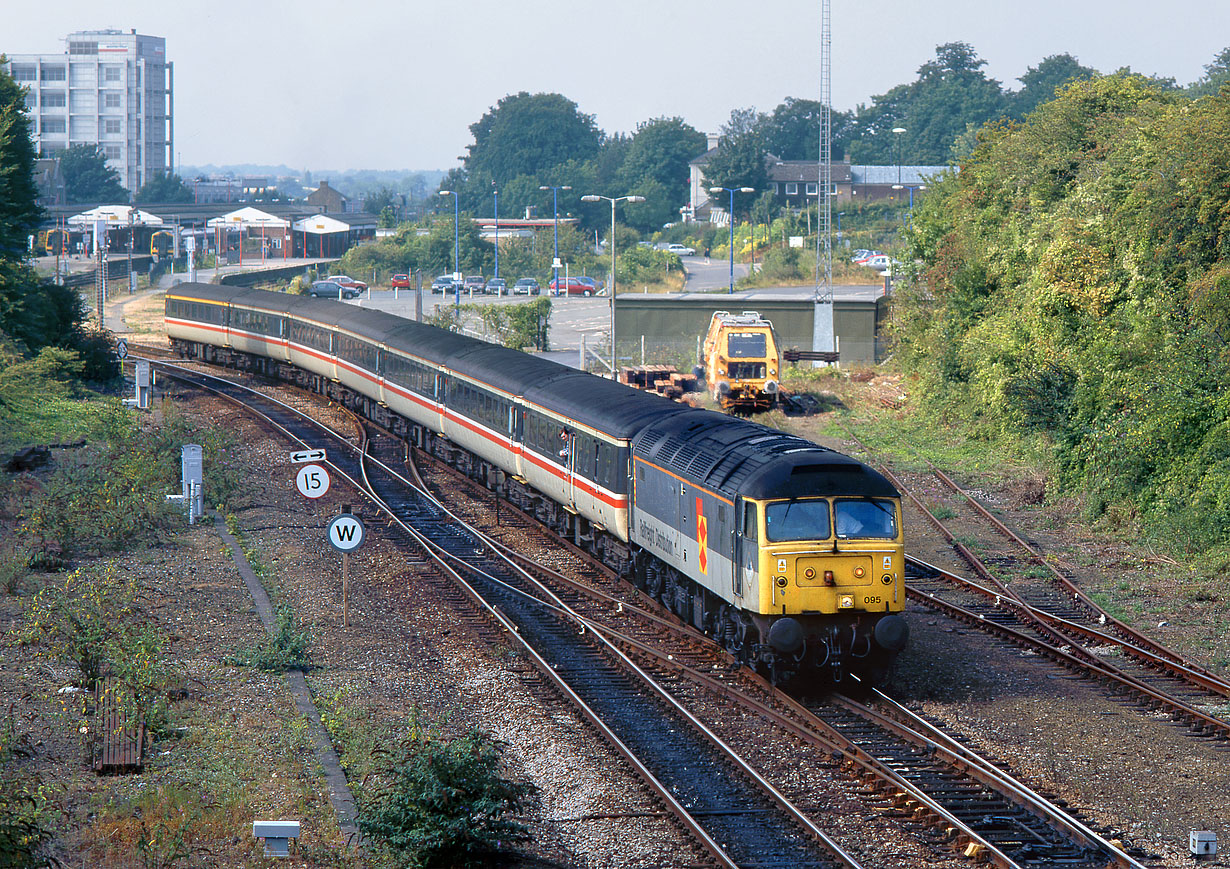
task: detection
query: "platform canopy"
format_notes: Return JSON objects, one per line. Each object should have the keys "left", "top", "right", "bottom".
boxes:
{"left": 292, "top": 213, "right": 350, "bottom": 235}
{"left": 67, "top": 205, "right": 164, "bottom": 226}
{"left": 206, "top": 206, "right": 289, "bottom": 229}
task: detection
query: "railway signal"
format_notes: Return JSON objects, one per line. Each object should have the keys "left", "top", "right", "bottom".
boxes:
{"left": 328, "top": 508, "right": 365, "bottom": 627}
{"left": 295, "top": 463, "right": 330, "bottom": 499}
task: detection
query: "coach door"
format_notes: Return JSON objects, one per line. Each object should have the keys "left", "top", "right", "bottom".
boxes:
{"left": 735, "top": 498, "right": 756, "bottom": 601}
{"left": 564, "top": 430, "right": 578, "bottom": 510}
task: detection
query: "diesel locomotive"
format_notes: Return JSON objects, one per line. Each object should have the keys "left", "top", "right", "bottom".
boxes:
{"left": 165, "top": 285, "right": 908, "bottom": 685}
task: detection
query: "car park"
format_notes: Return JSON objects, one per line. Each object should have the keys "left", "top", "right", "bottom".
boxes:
{"left": 484, "top": 277, "right": 507, "bottom": 295}
{"left": 666, "top": 243, "right": 696, "bottom": 256}
{"left": 512, "top": 278, "right": 540, "bottom": 295}
{"left": 328, "top": 275, "right": 368, "bottom": 291}
{"left": 390, "top": 274, "right": 410, "bottom": 289}
{"left": 308, "top": 280, "right": 360, "bottom": 300}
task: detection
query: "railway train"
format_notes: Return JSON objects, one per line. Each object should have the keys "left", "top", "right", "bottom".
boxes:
{"left": 165, "top": 284, "right": 908, "bottom": 685}
{"left": 151, "top": 230, "right": 175, "bottom": 261}
{"left": 698, "top": 311, "right": 783, "bottom": 413}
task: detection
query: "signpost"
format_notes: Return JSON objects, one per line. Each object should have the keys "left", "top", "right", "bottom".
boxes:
{"left": 294, "top": 463, "right": 330, "bottom": 499}
{"left": 327, "top": 510, "right": 365, "bottom": 627}
{"left": 289, "top": 448, "right": 326, "bottom": 464}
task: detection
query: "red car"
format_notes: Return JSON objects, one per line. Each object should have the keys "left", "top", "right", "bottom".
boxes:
{"left": 327, "top": 275, "right": 368, "bottom": 291}
{"left": 549, "top": 276, "right": 598, "bottom": 296}
{"left": 389, "top": 274, "right": 411, "bottom": 289}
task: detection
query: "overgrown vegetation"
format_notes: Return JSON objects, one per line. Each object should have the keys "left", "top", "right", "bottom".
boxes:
{"left": 356, "top": 711, "right": 535, "bottom": 869}
{"left": 9, "top": 401, "right": 242, "bottom": 565}
{"left": 896, "top": 74, "right": 1230, "bottom": 555}
{"left": 425, "top": 297, "right": 552, "bottom": 350}
{"left": 0, "top": 707, "right": 53, "bottom": 869}
{"left": 228, "top": 606, "right": 313, "bottom": 672}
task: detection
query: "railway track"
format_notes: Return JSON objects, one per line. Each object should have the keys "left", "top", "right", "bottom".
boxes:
{"left": 834, "top": 430, "right": 1230, "bottom": 744}
{"left": 144, "top": 355, "right": 1155, "bottom": 868}
{"left": 144, "top": 356, "right": 861, "bottom": 869}
{"left": 352, "top": 382, "right": 1150, "bottom": 869}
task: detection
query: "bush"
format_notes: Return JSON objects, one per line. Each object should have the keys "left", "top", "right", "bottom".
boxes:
{"left": 229, "top": 607, "right": 311, "bottom": 672}
{"left": 359, "top": 721, "right": 535, "bottom": 869}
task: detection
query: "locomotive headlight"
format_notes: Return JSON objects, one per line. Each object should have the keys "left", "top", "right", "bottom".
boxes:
{"left": 803, "top": 567, "right": 815, "bottom": 579}
{"left": 881, "top": 574, "right": 894, "bottom": 585}
{"left": 839, "top": 595, "right": 855, "bottom": 609}
{"left": 775, "top": 575, "right": 788, "bottom": 588}
{"left": 823, "top": 570, "right": 835, "bottom": 586}
{"left": 853, "top": 566, "right": 865, "bottom": 578}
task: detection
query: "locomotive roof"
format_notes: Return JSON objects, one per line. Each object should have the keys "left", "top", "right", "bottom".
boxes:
{"left": 633, "top": 410, "right": 898, "bottom": 501}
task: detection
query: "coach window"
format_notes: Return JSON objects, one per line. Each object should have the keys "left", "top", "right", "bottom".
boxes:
{"left": 575, "top": 436, "right": 596, "bottom": 480}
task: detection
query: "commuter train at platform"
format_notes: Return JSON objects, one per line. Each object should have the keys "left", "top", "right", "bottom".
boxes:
{"left": 165, "top": 285, "right": 908, "bottom": 685}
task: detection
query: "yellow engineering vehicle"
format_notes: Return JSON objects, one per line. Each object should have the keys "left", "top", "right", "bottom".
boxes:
{"left": 697, "top": 311, "right": 782, "bottom": 413}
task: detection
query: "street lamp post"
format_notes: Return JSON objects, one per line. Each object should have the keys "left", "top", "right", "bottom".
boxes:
{"left": 438, "top": 189, "right": 460, "bottom": 305}
{"left": 539, "top": 185, "right": 571, "bottom": 295}
{"left": 493, "top": 188, "right": 499, "bottom": 283}
{"left": 891, "top": 127, "right": 906, "bottom": 192}
{"left": 709, "top": 186, "right": 755, "bottom": 293}
{"left": 581, "top": 192, "right": 645, "bottom": 366}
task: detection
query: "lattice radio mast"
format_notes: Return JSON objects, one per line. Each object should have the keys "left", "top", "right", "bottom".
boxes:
{"left": 813, "top": 0, "right": 835, "bottom": 355}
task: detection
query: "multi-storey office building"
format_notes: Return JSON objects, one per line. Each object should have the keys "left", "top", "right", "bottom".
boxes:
{"left": 4, "top": 29, "right": 173, "bottom": 194}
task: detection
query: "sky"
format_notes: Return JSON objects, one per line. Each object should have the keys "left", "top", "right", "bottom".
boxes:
{"left": 6, "top": 0, "right": 1230, "bottom": 174}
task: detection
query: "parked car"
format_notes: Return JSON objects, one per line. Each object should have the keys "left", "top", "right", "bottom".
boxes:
{"left": 485, "top": 277, "right": 507, "bottom": 295}
{"left": 549, "top": 276, "right": 597, "bottom": 296}
{"left": 666, "top": 243, "right": 696, "bottom": 256}
{"left": 431, "top": 275, "right": 459, "bottom": 293}
{"left": 328, "top": 275, "right": 368, "bottom": 291}
{"left": 390, "top": 274, "right": 411, "bottom": 289}
{"left": 512, "top": 277, "right": 540, "bottom": 295}
{"left": 851, "top": 249, "right": 882, "bottom": 264}
{"left": 863, "top": 254, "right": 901, "bottom": 271}
{"left": 463, "top": 275, "right": 485, "bottom": 294}
{"left": 308, "top": 280, "right": 360, "bottom": 300}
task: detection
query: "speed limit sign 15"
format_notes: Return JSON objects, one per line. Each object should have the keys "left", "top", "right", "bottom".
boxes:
{"left": 295, "top": 463, "right": 330, "bottom": 499}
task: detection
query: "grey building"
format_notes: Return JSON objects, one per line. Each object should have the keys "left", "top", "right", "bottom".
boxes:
{"left": 5, "top": 29, "right": 173, "bottom": 194}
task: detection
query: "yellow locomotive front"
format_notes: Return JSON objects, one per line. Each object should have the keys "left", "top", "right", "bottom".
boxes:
{"left": 742, "top": 493, "right": 908, "bottom": 683}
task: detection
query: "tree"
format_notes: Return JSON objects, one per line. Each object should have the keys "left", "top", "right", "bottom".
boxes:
{"left": 364, "top": 185, "right": 400, "bottom": 216}
{"left": 0, "top": 56, "right": 41, "bottom": 261}
{"left": 1188, "top": 46, "right": 1230, "bottom": 97}
{"left": 134, "top": 172, "right": 192, "bottom": 203}
{"left": 463, "top": 92, "right": 601, "bottom": 192}
{"left": 702, "top": 107, "right": 768, "bottom": 206}
{"left": 59, "top": 144, "right": 127, "bottom": 203}
{"left": 849, "top": 42, "right": 1007, "bottom": 165}
{"left": 760, "top": 98, "right": 856, "bottom": 162}
{"left": 617, "top": 117, "right": 706, "bottom": 212}
{"left": 1010, "top": 54, "right": 1098, "bottom": 117}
